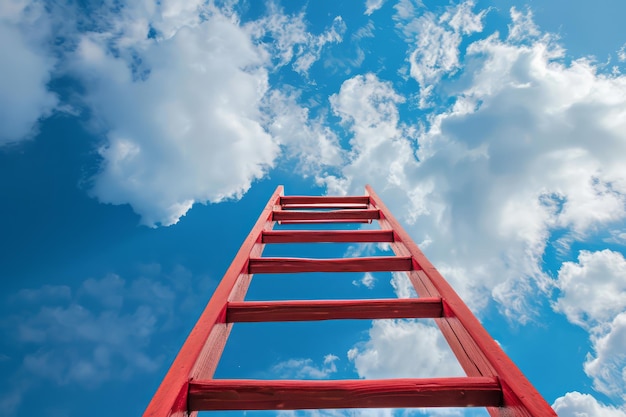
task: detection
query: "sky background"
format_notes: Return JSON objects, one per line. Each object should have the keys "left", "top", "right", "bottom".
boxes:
{"left": 1, "top": 0, "right": 626, "bottom": 416}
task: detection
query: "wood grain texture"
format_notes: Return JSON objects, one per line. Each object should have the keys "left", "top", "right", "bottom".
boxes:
{"left": 367, "top": 185, "right": 556, "bottom": 417}
{"left": 262, "top": 230, "right": 394, "bottom": 244}
{"left": 226, "top": 298, "right": 443, "bottom": 322}
{"left": 188, "top": 377, "right": 502, "bottom": 410}
{"left": 142, "top": 187, "right": 283, "bottom": 417}
{"left": 278, "top": 219, "right": 373, "bottom": 224}
{"left": 273, "top": 209, "right": 380, "bottom": 221}
{"left": 280, "top": 196, "right": 370, "bottom": 205}
{"left": 248, "top": 256, "right": 413, "bottom": 274}
{"left": 281, "top": 203, "right": 369, "bottom": 209}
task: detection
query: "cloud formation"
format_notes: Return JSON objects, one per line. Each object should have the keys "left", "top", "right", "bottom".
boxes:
{"left": 74, "top": 8, "right": 278, "bottom": 226}
{"left": 552, "top": 392, "right": 626, "bottom": 417}
{"left": 273, "top": 354, "right": 340, "bottom": 379}
{"left": 0, "top": 1, "right": 57, "bottom": 145}
{"left": 319, "top": 6, "right": 626, "bottom": 324}
{"left": 2, "top": 263, "right": 213, "bottom": 416}
{"left": 348, "top": 319, "right": 463, "bottom": 380}
{"left": 394, "top": 0, "right": 486, "bottom": 106}
{"left": 554, "top": 250, "right": 626, "bottom": 400}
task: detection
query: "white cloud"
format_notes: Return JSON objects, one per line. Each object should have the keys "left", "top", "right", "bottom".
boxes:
{"left": 264, "top": 88, "right": 344, "bottom": 176}
{"left": 74, "top": 9, "right": 279, "bottom": 226}
{"left": 390, "top": 272, "right": 417, "bottom": 299}
{"left": 584, "top": 311, "right": 626, "bottom": 400}
{"left": 348, "top": 319, "right": 464, "bottom": 379}
{"left": 552, "top": 392, "right": 626, "bottom": 417}
{"left": 507, "top": 7, "right": 541, "bottom": 43}
{"left": 272, "top": 354, "right": 339, "bottom": 379}
{"left": 323, "top": 73, "right": 416, "bottom": 198}
{"left": 605, "top": 229, "right": 626, "bottom": 245}
{"left": 0, "top": 1, "right": 57, "bottom": 145}
{"left": 394, "top": 1, "right": 486, "bottom": 106}
{"left": 319, "top": 6, "right": 626, "bottom": 325}
{"left": 554, "top": 250, "right": 626, "bottom": 328}
{"left": 247, "top": 5, "right": 345, "bottom": 76}
{"left": 353, "top": 272, "right": 376, "bottom": 289}
{"left": 552, "top": 250, "right": 626, "bottom": 400}
{"left": 62, "top": 1, "right": 348, "bottom": 226}
{"left": 365, "top": 0, "right": 386, "bottom": 16}
{"left": 618, "top": 43, "right": 626, "bottom": 62}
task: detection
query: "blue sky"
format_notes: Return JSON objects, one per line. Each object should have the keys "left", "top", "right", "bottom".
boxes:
{"left": 1, "top": 0, "right": 626, "bottom": 416}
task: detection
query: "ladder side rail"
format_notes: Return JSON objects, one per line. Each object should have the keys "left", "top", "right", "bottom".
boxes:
{"left": 186, "top": 270, "right": 255, "bottom": 417}
{"left": 380, "top": 226, "right": 497, "bottom": 379}
{"left": 142, "top": 186, "right": 283, "bottom": 417}
{"left": 366, "top": 185, "right": 556, "bottom": 417}
{"left": 188, "top": 236, "right": 267, "bottom": 379}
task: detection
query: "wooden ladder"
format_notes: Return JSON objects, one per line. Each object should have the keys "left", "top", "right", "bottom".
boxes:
{"left": 143, "top": 185, "right": 556, "bottom": 416}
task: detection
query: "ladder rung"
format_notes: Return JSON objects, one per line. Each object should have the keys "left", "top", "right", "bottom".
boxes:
{"left": 226, "top": 298, "right": 443, "bottom": 322}
{"left": 281, "top": 203, "right": 369, "bottom": 210}
{"left": 273, "top": 209, "right": 379, "bottom": 221}
{"left": 280, "top": 196, "right": 370, "bottom": 205}
{"left": 262, "top": 230, "right": 394, "bottom": 243}
{"left": 278, "top": 219, "right": 372, "bottom": 224}
{"left": 248, "top": 256, "right": 413, "bottom": 274}
{"left": 188, "top": 377, "right": 502, "bottom": 410}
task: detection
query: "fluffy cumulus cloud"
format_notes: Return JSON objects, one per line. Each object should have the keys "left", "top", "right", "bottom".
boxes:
{"left": 0, "top": 0, "right": 58, "bottom": 145}
{"left": 322, "top": 73, "right": 417, "bottom": 199}
{"left": 60, "top": 1, "right": 345, "bottom": 226}
{"left": 348, "top": 319, "right": 463, "bottom": 379}
{"left": 552, "top": 392, "right": 626, "bottom": 417}
{"left": 1, "top": 0, "right": 345, "bottom": 225}
{"left": 554, "top": 250, "right": 626, "bottom": 329}
{"left": 554, "top": 250, "right": 626, "bottom": 400}
{"left": 74, "top": 6, "right": 278, "bottom": 226}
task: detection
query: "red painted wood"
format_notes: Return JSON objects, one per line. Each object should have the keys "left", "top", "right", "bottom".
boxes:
{"left": 226, "top": 298, "right": 443, "bottom": 322}
{"left": 188, "top": 377, "right": 502, "bottom": 410}
{"left": 280, "top": 196, "right": 370, "bottom": 205}
{"left": 142, "top": 186, "right": 283, "bottom": 417}
{"left": 366, "top": 185, "right": 556, "bottom": 416}
{"left": 381, "top": 223, "right": 495, "bottom": 378}
{"left": 262, "top": 230, "right": 394, "bottom": 243}
{"left": 278, "top": 219, "right": 372, "bottom": 224}
{"left": 273, "top": 209, "right": 380, "bottom": 221}
{"left": 248, "top": 256, "right": 413, "bottom": 274}
{"left": 281, "top": 203, "right": 369, "bottom": 209}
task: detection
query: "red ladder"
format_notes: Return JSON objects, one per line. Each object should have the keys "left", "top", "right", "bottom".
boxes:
{"left": 143, "top": 185, "right": 556, "bottom": 416}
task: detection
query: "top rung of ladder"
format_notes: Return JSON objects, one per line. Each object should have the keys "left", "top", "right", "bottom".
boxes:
{"left": 277, "top": 195, "right": 375, "bottom": 224}
{"left": 280, "top": 196, "right": 370, "bottom": 210}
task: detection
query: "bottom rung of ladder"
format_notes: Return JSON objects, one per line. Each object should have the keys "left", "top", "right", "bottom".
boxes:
{"left": 188, "top": 377, "right": 502, "bottom": 410}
